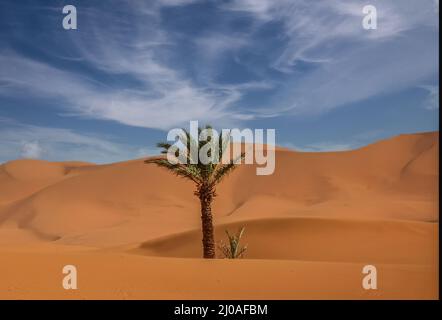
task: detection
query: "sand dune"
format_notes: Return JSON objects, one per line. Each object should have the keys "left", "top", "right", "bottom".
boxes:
{"left": 0, "top": 247, "right": 437, "bottom": 299}
{"left": 0, "top": 131, "right": 438, "bottom": 299}
{"left": 133, "top": 217, "right": 438, "bottom": 264}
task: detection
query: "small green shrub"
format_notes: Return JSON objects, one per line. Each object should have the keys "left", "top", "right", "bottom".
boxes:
{"left": 218, "top": 226, "right": 247, "bottom": 259}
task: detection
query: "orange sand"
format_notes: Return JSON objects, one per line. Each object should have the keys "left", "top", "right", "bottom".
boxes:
{"left": 0, "top": 132, "right": 438, "bottom": 299}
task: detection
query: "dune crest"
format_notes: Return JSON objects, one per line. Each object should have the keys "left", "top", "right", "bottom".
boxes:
{"left": 0, "top": 132, "right": 437, "bottom": 244}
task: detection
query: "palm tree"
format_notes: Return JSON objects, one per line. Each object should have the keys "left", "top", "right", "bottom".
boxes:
{"left": 145, "top": 125, "right": 243, "bottom": 259}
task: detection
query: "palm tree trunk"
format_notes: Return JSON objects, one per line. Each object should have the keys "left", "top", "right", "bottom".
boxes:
{"left": 199, "top": 190, "right": 216, "bottom": 259}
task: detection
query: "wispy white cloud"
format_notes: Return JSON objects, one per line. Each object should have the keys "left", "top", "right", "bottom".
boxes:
{"left": 20, "top": 141, "right": 44, "bottom": 158}
{"left": 225, "top": 0, "right": 438, "bottom": 72}
{"left": 0, "top": 51, "right": 242, "bottom": 130}
{"left": 0, "top": 0, "right": 438, "bottom": 136}
{"left": 284, "top": 142, "right": 354, "bottom": 152}
{"left": 419, "top": 85, "right": 439, "bottom": 110}
{"left": 223, "top": 0, "right": 438, "bottom": 116}
{"left": 194, "top": 33, "right": 249, "bottom": 64}
{"left": 0, "top": 1, "right": 273, "bottom": 130}
{"left": 275, "top": 30, "right": 438, "bottom": 115}
{"left": 0, "top": 119, "right": 151, "bottom": 163}
{"left": 221, "top": 0, "right": 274, "bottom": 20}
{"left": 157, "top": 0, "right": 199, "bottom": 6}
{"left": 282, "top": 129, "right": 385, "bottom": 152}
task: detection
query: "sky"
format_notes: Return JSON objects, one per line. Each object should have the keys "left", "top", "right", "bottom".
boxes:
{"left": 0, "top": 0, "right": 439, "bottom": 163}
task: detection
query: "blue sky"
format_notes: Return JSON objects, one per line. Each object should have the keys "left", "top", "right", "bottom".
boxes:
{"left": 0, "top": 0, "right": 439, "bottom": 163}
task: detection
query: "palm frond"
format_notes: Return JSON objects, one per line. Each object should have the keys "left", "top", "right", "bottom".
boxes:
{"left": 156, "top": 142, "right": 172, "bottom": 154}
{"left": 146, "top": 125, "right": 243, "bottom": 188}
{"left": 211, "top": 152, "right": 245, "bottom": 184}
{"left": 178, "top": 130, "right": 199, "bottom": 164}
{"left": 218, "top": 131, "right": 231, "bottom": 163}
{"left": 145, "top": 158, "right": 202, "bottom": 184}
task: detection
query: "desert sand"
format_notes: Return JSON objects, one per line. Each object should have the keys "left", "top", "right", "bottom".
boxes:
{"left": 0, "top": 131, "right": 438, "bottom": 299}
